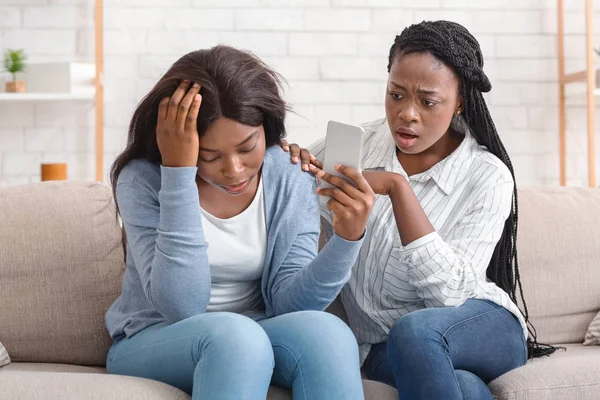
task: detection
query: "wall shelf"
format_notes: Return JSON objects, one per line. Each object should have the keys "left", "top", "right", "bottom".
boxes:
{"left": 1, "top": 3, "right": 104, "bottom": 182}
{"left": 0, "top": 92, "right": 95, "bottom": 101}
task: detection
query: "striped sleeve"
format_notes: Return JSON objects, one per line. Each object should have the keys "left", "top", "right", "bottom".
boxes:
{"left": 386, "top": 179, "right": 514, "bottom": 308}
{"left": 308, "top": 137, "right": 335, "bottom": 227}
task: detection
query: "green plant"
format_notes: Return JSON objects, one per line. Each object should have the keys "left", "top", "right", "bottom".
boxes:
{"left": 3, "top": 49, "right": 27, "bottom": 82}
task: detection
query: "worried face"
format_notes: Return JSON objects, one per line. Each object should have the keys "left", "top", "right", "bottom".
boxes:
{"left": 196, "top": 117, "right": 266, "bottom": 196}
{"left": 385, "top": 52, "right": 463, "bottom": 156}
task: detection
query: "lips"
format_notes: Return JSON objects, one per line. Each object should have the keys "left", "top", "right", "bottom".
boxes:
{"left": 396, "top": 127, "right": 418, "bottom": 137}
{"left": 221, "top": 179, "right": 250, "bottom": 194}
{"left": 395, "top": 127, "right": 419, "bottom": 148}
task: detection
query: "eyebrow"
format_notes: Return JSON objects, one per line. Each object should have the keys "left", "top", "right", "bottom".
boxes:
{"left": 390, "top": 81, "right": 439, "bottom": 95}
{"left": 199, "top": 131, "right": 258, "bottom": 153}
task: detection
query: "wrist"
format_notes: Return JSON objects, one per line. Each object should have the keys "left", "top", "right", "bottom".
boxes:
{"left": 389, "top": 175, "right": 407, "bottom": 199}
{"left": 161, "top": 159, "right": 197, "bottom": 168}
{"left": 336, "top": 229, "right": 365, "bottom": 242}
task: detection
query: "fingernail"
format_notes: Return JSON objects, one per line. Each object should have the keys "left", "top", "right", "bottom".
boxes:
{"left": 292, "top": 156, "right": 298, "bottom": 163}
{"left": 302, "top": 165, "right": 308, "bottom": 171}
{"left": 193, "top": 83, "right": 199, "bottom": 88}
{"left": 335, "top": 164, "right": 341, "bottom": 170}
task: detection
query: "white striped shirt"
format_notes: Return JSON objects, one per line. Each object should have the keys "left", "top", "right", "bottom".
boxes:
{"left": 310, "top": 117, "right": 527, "bottom": 364}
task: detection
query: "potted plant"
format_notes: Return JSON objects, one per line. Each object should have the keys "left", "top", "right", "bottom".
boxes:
{"left": 3, "top": 49, "right": 27, "bottom": 93}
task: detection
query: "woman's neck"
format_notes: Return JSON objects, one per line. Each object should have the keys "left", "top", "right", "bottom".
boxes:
{"left": 397, "top": 129, "right": 464, "bottom": 177}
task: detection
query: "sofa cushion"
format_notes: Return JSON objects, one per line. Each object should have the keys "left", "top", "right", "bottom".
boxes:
{"left": 265, "top": 379, "right": 397, "bottom": 400}
{"left": 2, "top": 362, "right": 106, "bottom": 374}
{"left": 489, "top": 344, "right": 600, "bottom": 400}
{"left": 516, "top": 187, "right": 600, "bottom": 344}
{"left": 0, "top": 341, "right": 9, "bottom": 367}
{"left": 2, "top": 363, "right": 397, "bottom": 400}
{"left": 0, "top": 369, "right": 190, "bottom": 400}
{"left": 584, "top": 311, "right": 600, "bottom": 345}
{"left": 0, "top": 181, "right": 125, "bottom": 365}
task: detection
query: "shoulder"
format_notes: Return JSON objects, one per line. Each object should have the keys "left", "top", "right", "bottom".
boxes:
{"left": 263, "top": 146, "right": 317, "bottom": 200}
{"left": 116, "top": 159, "right": 162, "bottom": 199}
{"left": 361, "top": 117, "right": 391, "bottom": 153}
{"left": 360, "top": 117, "right": 388, "bottom": 137}
{"left": 461, "top": 144, "right": 515, "bottom": 213}
{"left": 264, "top": 145, "right": 315, "bottom": 184}
{"left": 471, "top": 146, "right": 514, "bottom": 189}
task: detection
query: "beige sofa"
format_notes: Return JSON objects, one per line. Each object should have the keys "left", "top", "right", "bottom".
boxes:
{"left": 0, "top": 181, "right": 599, "bottom": 400}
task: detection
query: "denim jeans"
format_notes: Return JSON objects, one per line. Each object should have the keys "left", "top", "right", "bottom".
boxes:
{"left": 363, "top": 299, "right": 527, "bottom": 400}
{"left": 106, "top": 310, "right": 364, "bottom": 400}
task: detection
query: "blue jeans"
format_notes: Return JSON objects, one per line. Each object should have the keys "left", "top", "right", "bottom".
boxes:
{"left": 363, "top": 299, "right": 527, "bottom": 400}
{"left": 107, "top": 310, "right": 364, "bottom": 400}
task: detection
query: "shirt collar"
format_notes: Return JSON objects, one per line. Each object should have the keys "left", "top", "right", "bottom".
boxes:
{"left": 364, "top": 116, "right": 478, "bottom": 196}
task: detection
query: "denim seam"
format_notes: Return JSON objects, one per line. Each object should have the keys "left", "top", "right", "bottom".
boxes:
{"left": 272, "top": 343, "right": 307, "bottom": 400}
{"left": 193, "top": 335, "right": 205, "bottom": 399}
{"left": 440, "top": 308, "right": 504, "bottom": 339}
{"left": 439, "top": 307, "right": 505, "bottom": 396}
{"left": 441, "top": 305, "right": 526, "bottom": 363}
{"left": 109, "top": 334, "right": 203, "bottom": 362}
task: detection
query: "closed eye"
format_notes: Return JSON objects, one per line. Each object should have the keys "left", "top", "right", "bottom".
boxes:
{"left": 389, "top": 92, "right": 403, "bottom": 100}
{"left": 239, "top": 144, "right": 257, "bottom": 154}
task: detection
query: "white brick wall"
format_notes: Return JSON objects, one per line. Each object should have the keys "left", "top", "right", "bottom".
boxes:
{"left": 0, "top": 0, "right": 599, "bottom": 188}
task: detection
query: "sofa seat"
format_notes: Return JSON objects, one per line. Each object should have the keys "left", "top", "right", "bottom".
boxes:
{"left": 489, "top": 344, "right": 600, "bottom": 400}
{"left": 0, "top": 363, "right": 398, "bottom": 400}
{"left": 7, "top": 345, "right": 600, "bottom": 400}
{"left": 0, "top": 363, "right": 189, "bottom": 400}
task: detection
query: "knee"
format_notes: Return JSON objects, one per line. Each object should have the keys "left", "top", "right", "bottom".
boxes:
{"left": 455, "top": 370, "right": 493, "bottom": 400}
{"left": 290, "top": 311, "right": 358, "bottom": 357}
{"left": 388, "top": 311, "right": 441, "bottom": 353}
{"left": 187, "top": 313, "right": 274, "bottom": 368}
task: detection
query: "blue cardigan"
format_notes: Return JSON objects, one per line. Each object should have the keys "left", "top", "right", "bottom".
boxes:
{"left": 105, "top": 146, "right": 363, "bottom": 339}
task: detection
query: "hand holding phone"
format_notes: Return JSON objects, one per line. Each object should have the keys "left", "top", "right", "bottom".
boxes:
{"left": 309, "top": 121, "right": 375, "bottom": 242}
{"left": 320, "top": 121, "right": 365, "bottom": 190}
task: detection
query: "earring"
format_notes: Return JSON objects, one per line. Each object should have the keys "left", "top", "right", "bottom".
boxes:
{"left": 456, "top": 110, "right": 462, "bottom": 115}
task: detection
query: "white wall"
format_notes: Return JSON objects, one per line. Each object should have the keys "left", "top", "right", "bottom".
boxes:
{"left": 1, "top": 0, "right": 599, "bottom": 188}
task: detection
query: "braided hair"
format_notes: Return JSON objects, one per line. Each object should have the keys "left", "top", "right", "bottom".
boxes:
{"left": 388, "top": 20, "right": 556, "bottom": 358}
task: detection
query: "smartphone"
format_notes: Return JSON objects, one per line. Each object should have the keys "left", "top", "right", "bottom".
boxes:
{"left": 320, "top": 121, "right": 365, "bottom": 191}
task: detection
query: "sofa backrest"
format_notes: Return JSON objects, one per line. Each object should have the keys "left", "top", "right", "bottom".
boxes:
{"left": 0, "top": 182, "right": 597, "bottom": 367}
{"left": 0, "top": 181, "right": 124, "bottom": 366}
{"left": 516, "top": 186, "right": 600, "bottom": 345}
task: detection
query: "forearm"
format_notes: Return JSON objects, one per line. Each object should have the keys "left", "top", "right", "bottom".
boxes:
{"left": 389, "top": 176, "right": 435, "bottom": 246}
{"left": 121, "top": 167, "right": 212, "bottom": 322}
{"left": 271, "top": 233, "right": 361, "bottom": 315}
{"left": 153, "top": 168, "right": 211, "bottom": 319}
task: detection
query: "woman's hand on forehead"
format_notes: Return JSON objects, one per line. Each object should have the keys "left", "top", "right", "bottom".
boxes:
{"left": 156, "top": 80, "right": 202, "bottom": 168}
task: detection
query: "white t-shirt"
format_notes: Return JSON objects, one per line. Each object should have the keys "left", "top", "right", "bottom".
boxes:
{"left": 200, "top": 177, "right": 267, "bottom": 314}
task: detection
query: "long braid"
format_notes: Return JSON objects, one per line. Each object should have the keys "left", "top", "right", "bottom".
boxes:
{"left": 389, "top": 20, "right": 557, "bottom": 358}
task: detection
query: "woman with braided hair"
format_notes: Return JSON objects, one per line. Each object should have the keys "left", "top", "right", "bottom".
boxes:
{"left": 283, "top": 20, "right": 556, "bottom": 399}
